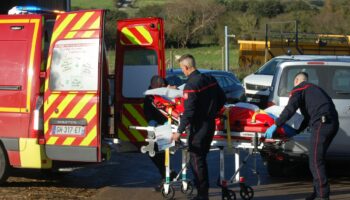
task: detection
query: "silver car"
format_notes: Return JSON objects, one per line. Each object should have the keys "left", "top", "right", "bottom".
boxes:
{"left": 263, "top": 58, "right": 350, "bottom": 176}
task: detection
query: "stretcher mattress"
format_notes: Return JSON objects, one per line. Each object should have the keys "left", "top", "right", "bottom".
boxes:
{"left": 150, "top": 93, "right": 297, "bottom": 141}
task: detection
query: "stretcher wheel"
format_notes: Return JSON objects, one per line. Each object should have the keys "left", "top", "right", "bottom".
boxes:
{"left": 161, "top": 185, "right": 175, "bottom": 200}
{"left": 149, "top": 151, "right": 155, "bottom": 157}
{"left": 222, "top": 189, "right": 236, "bottom": 200}
{"left": 239, "top": 185, "right": 254, "bottom": 200}
{"left": 140, "top": 146, "right": 147, "bottom": 154}
{"left": 180, "top": 181, "right": 193, "bottom": 195}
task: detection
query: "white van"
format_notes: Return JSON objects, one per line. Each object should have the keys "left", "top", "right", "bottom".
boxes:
{"left": 263, "top": 58, "right": 350, "bottom": 176}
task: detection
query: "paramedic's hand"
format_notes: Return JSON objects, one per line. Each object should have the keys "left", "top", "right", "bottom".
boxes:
{"left": 265, "top": 124, "right": 277, "bottom": 139}
{"left": 171, "top": 132, "right": 181, "bottom": 142}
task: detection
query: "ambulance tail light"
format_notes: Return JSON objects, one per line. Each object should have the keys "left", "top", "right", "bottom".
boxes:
{"left": 32, "top": 96, "right": 45, "bottom": 144}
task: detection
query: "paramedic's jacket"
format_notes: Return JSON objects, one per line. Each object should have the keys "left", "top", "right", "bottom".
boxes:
{"left": 177, "top": 70, "right": 226, "bottom": 134}
{"left": 275, "top": 81, "right": 338, "bottom": 132}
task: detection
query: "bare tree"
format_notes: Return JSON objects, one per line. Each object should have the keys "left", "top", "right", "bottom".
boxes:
{"left": 164, "top": 0, "right": 225, "bottom": 47}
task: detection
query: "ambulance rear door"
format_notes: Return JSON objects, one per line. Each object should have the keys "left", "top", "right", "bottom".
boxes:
{"left": 114, "top": 18, "right": 165, "bottom": 145}
{"left": 44, "top": 10, "right": 108, "bottom": 162}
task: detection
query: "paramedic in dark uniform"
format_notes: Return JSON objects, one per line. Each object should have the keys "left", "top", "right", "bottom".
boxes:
{"left": 265, "top": 72, "right": 339, "bottom": 200}
{"left": 172, "top": 54, "right": 226, "bottom": 200}
{"left": 144, "top": 75, "right": 176, "bottom": 191}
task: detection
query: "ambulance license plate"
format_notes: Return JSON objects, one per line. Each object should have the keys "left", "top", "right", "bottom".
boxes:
{"left": 53, "top": 125, "right": 85, "bottom": 136}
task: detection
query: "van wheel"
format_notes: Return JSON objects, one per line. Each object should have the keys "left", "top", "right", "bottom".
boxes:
{"left": 266, "top": 160, "right": 285, "bottom": 177}
{"left": 0, "top": 143, "right": 10, "bottom": 184}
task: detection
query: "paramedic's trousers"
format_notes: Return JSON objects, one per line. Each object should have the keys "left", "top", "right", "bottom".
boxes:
{"left": 309, "top": 118, "right": 338, "bottom": 198}
{"left": 189, "top": 119, "right": 215, "bottom": 199}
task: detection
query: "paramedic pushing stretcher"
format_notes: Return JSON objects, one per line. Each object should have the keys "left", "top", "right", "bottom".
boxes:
{"left": 265, "top": 72, "right": 339, "bottom": 200}
{"left": 172, "top": 54, "right": 226, "bottom": 200}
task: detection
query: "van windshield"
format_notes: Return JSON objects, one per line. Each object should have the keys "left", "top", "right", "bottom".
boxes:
{"left": 255, "top": 58, "right": 285, "bottom": 75}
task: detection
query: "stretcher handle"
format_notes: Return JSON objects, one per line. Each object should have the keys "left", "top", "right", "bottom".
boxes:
{"left": 128, "top": 125, "right": 155, "bottom": 132}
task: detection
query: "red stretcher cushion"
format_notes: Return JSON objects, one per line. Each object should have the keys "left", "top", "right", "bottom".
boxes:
{"left": 152, "top": 95, "right": 295, "bottom": 138}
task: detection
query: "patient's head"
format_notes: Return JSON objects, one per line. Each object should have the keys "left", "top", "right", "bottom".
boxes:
{"left": 150, "top": 75, "right": 167, "bottom": 89}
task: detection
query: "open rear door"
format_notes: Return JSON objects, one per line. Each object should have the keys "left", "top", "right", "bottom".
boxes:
{"left": 44, "top": 10, "right": 107, "bottom": 162}
{"left": 114, "top": 18, "right": 165, "bottom": 146}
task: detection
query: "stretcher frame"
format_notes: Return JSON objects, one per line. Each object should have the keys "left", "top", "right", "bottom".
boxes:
{"left": 129, "top": 96, "right": 285, "bottom": 200}
{"left": 129, "top": 126, "right": 283, "bottom": 200}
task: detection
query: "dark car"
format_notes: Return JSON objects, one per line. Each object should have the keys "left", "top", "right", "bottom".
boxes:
{"left": 166, "top": 69, "right": 245, "bottom": 103}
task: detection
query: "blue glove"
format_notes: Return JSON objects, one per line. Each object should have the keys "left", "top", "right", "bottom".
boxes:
{"left": 148, "top": 120, "right": 158, "bottom": 127}
{"left": 265, "top": 124, "right": 277, "bottom": 139}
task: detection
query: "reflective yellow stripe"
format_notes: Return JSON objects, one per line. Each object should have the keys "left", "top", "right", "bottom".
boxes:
{"left": 46, "top": 136, "right": 59, "bottom": 145}
{"left": 135, "top": 26, "right": 153, "bottom": 44}
{"left": 51, "top": 13, "right": 77, "bottom": 46}
{"left": 124, "top": 104, "right": 147, "bottom": 125}
{"left": 26, "top": 19, "right": 40, "bottom": 113}
{"left": 89, "top": 17, "right": 100, "bottom": 29}
{"left": 122, "top": 113, "right": 143, "bottom": 141}
{"left": 80, "top": 125, "right": 96, "bottom": 146}
{"left": 64, "top": 12, "right": 95, "bottom": 39}
{"left": 79, "top": 104, "right": 97, "bottom": 146}
{"left": 72, "top": 11, "right": 94, "bottom": 30}
{"left": 44, "top": 94, "right": 76, "bottom": 134}
{"left": 82, "top": 31, "right": 95, "bottom": 38}
{"left": 63, "top": 137, "right": 75, "bottom": 145}
{"left": 0, "top": 19, "right": 29, "bottom": 23}
{"left": 0, "top": 107, "right": 23, "bottom": 112}
{"left": 51, "top": 94, "right": 76, "bottom": 118}
{"left": 65, "top": 31, "right": 77, "bottom": 39}
{"left": 121, "top": 27, "right": 141, "bottom": 45}
{"left": 67, "top": 94, "right": 94, "bottom": 118}
{"left": 85, "top": 104, "right": 97, "bottom": 123}
{"left": 117, "top": 129, "right": 129, "bottom": 141}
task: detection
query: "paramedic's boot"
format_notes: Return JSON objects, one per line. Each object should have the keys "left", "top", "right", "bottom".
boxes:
{"left": 305, "top": 192, "right": 316, "bottom": 200}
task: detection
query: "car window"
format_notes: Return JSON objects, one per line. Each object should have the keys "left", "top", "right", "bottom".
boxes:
{"left": 278, "top": 67, "right": 319, "bottom": 97}
{"left": 332, "top": 68, "right": 350, "bottom": 99}
{"left": 225, "top": 76, "right": 235, "bottom": 86}
{"left": 256, "top": 58, "right": 285, "bottom": 75}
{"left": 214, "top": 75, "right": 228, "bottom": 88}
{"left": 278, "top": 65, "right": 350, "bottom": 99}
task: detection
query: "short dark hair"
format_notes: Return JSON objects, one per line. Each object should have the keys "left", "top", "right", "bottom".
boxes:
{"left": 295, "top": 71, "right": 309, "bottom": 79}
{"left": 150, "top": 75, "right": 167, "bottom": 89}
{"left": 178, "top": 54, "right": 196, "bottom": 67}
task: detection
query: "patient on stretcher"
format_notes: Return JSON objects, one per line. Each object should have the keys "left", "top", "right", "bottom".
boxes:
{"left": 144, "top": 87, "right": 300, "bottom": 139}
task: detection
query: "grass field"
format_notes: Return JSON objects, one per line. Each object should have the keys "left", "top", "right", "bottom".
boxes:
{"left": 71, "top": 0, "right": 168, "bottom": 10}
{"left": 107, "top": 46, "right": 247, "bottom": 79}
{"left": 71, "top": 0, "right": 115, "bottom": 9}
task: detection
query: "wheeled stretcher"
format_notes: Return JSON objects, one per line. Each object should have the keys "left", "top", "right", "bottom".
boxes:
{"left": 130, "top": 88, "right": 295, "bottom": 200}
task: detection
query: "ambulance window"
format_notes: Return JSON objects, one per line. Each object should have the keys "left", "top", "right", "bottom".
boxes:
{"left": 122, "top": 49, "right": 158, "bottom": 98}
{"left": 50, "top": 39, "right": 99, "bottom": 91}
